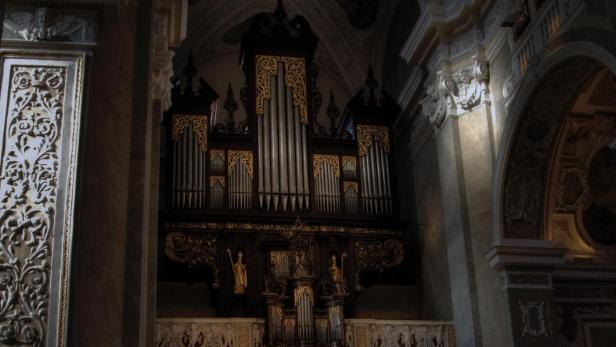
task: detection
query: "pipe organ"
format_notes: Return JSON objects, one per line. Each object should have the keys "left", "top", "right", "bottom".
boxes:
{"left": 157, "top": 3, "right": 425, "bottom": 347}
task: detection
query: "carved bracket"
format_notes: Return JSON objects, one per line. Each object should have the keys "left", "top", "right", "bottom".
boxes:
{"left": 165, "top": 232, "right": 220, "bottom": 288}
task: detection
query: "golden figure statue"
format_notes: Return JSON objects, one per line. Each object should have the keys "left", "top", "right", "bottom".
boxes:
{"left": 227, "top": 249, "right": 247, "bottom": 295}
{"left": 329, "top": 253, "right": 346, "bottom": 294}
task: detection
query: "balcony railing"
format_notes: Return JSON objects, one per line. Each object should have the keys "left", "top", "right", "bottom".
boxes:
{"left": 155, "top": 318, "right": 456, "bottom": 347}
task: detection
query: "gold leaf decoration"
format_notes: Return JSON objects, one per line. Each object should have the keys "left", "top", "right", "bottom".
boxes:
{"left": 343, "top": 181, "right": 358, "bottom": 193}
{"left": 313, "top": 154, "right": 340, "bottom": 178}
{"left": 356, "top": 125, "right": 389, "bottom": 157}
{"left": 210, "top": 176, "right": 225, "bottom": 188}
{"left": 172, "top": 114, "right": 208, "bottom": 151}
{"left": 210, "top": 149, "right": 225, "bottom": 162}
{"left": 256, "top": 55, "right": 308, "bottom": 124}
{"left": 228, "top": 150, "right": 254, "bottom": 178}
{"left": 342, "top": 156, "right": 357, "bottom": 170}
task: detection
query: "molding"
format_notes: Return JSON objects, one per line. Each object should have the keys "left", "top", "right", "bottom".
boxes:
{"left": 2, "top": 7, "right": 97, "bottom": 45}
{"left": 163, "top": 222, "right": 401, "bottom": 236}
{"left": 486, "top": 240, "right": 568, "bottom": 271}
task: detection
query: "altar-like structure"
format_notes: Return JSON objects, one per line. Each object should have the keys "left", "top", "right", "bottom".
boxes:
{"left": 156, "top": 1, "right": 455, "bottom": 346}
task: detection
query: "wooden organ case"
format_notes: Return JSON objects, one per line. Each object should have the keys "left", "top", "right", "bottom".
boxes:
{"left": 158, "top": 1, "right": 412, "bottom": 346}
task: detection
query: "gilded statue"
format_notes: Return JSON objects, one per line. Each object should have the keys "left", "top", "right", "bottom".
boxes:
{"left": 329, "top": 253, "right": 346, "bottom": 294}
{"left": 227, "top": 249, "right": 247, "bottom": 295}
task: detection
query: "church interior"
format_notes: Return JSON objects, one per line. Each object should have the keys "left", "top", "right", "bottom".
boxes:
{"left": 0, "top": 0, "right": 615, "bottom": 346}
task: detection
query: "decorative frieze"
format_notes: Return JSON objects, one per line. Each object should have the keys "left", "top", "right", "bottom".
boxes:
{"left": 0, "top": 51, "right": 86, "bottom": 347}
{"left": 345, "top": 319, "right": 456, "bottom": 347}
{"left": 420, "top": 54, "right": 490, "bottom": 128}
{"left": 3, "top": 7, "right": 97, "bottom": 44}
{"left": 156, "top": 318, "right": 265, "bottom": 347}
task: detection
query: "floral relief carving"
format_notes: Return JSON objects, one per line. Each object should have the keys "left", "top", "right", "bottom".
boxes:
{"left": 312, "top": 154, "right": 340, "bottom": 178}
{"left": 356, "top": 125, "right": 389, "bottom": 157}
{"left": 0, "top": 65, "right": 67, "bottom": 345}
{"left": 171, "top": 114, "right": 208, "bottom": 151}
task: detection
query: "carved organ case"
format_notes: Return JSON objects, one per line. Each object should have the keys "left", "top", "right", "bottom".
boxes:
{"left": 158, "top": 2, "right": 411, "bottom": 347}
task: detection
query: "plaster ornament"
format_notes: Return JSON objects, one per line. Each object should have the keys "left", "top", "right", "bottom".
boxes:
{"left": 420, "top": 55, "right": 490, "bottom": 128}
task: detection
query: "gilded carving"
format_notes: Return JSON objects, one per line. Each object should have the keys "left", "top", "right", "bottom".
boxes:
{"left": 228, "top": 150, "right": 253, "bottom": 178}
{"left": 210, "top": 176, "right": 226, "bottom": 189}
{"left": 227, "top": 249, "right": 248, "bottom": 295}
{"left": 164, "top": 222, "right": 401, "bottom": 236}
{"left": 313, "top": 154, "right": 340, "bottom": 178}
{"left": 210, "top": 149, "right": 226, "bottom": 162}
{"left": 354, "top": 239, "right": 404, "bottom": 272}
{"left": 356, "top": 125, "right": 389, "bottom": 157}
{"left": 343, "top": 181, "right": 358, "bottom": 193}
{"left": 256, "top": 55, "right": 308, "bottom": 124}
{"left": 294, "top": 286, "right": 314, "bottom": 307}
{"left": 172, "top": 114, "right": 208, "bottom": 151}
{"left": 341, "top": 156, "right": 357, "bottom": 170}
{"left": 164, "top": 232, "right": 219, "bottom": 287}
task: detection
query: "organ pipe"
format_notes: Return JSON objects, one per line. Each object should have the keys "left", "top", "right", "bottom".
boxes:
{"left": 171, "top": 115, "right": 208, "bottom": 209}
{"left": 256, "top": 56, "right": 310, "bottom": 212}
{"left": 357, "top": 125, "right": 392, "bottom": 216}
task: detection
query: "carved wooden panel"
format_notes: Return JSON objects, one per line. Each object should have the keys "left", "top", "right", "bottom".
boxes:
{"left": 0, "top": 51, "right": 85, "bottom": 346}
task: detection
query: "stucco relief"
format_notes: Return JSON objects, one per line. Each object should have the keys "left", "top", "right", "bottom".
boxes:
{"left": 420, "top": 55, "right": 489, "bottom": 128}
{"left": 0, "top": 64, "right": 67, "bottom": 347}
{"left": 152, "top": 12, "right": 175, "bottom": 112}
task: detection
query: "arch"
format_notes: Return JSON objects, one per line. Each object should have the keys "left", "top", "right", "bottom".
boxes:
{"left": 492, "top": 41, "right": 616, "bottom": 243}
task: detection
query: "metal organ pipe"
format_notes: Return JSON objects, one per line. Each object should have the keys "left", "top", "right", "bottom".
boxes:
{"left": 258, "top": 115, "right": 264, "bottom": 208}
{"left": 270, "top": 73, "right": 280, "bottom": 211}
{"left": 277, "top": 63, "right": 288, "bottom": 211}
{"left": 294, "top": 106, "right": 304, "bottom": 210}
{"left": 286, "top": 86, "right": 296, "bottom": 211}
{"left": 264, "top": 102, "right": 271, "bottom": 210}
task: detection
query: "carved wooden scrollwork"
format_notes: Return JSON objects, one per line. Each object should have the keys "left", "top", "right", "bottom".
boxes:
{"left": 356, "top": 125, "right": 389, "bottom": 157}
{"left": 312, "top": 154, "right": 340, "bottom": 178}
{"left": 256, "top": 55, "right": 308, "bottom": 124}
{"left": 228, "top": 150, "right": 253, "bottom": 178}
{"left": 165, "top": 232, "right": 220, "bottom": 287}
{"left": 171, "top": 114, "right": 208, "bottom": 151}
{"left": 354, "top": 239, "right": 404, "bottom": 272}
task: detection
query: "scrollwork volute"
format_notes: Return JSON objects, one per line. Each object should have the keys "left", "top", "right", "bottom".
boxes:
{"left": 420, "top": 54, "right": 490, "bottom": 128}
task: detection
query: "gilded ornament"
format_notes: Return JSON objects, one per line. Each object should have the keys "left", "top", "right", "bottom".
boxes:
{"left": 227, "top": 249, "right": 248, "bottom": 295}
{"left": 210, "top": 176, "right": 225, "bottom": 189}
{"left": 342, "top": 156, "right": 357, "bottom": 170}
{"left": 294, "top": 286, "right": 314, "bottom": 307}
{"left": 256, "top": 55, "right": 308, "bottom": 123}
{"left": 164, "top": 222, "right": 401, "bottom": 236}
{"left": 228, "top": 150, "right": 254, "bottom": 177}
{"left": 354, "top": 239, "right": 404, "bottom": 272}
{"left": 210, "top": 149, "right": 225, "bottom": 162}
{"left": 313, "top": 154, "right": 340, "bottom": 178}
{"left": 343, "top": 181, "right": 358, "bottom": 193}
{"left": 172, "top": 114, "right": 208, "bottom": 151}
{"left": 164, "top": 232, "right": 220, "bottom": 287}
{"left": 356, "top": 125, "right": 389, "bottom": 157}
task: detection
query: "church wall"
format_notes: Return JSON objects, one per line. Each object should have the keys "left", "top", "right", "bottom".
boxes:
{"left": 411, "top": 137, "right": 454, "bottom": 321}
{"left": 69, "top": 1, "right": 156, "bottom": 346}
